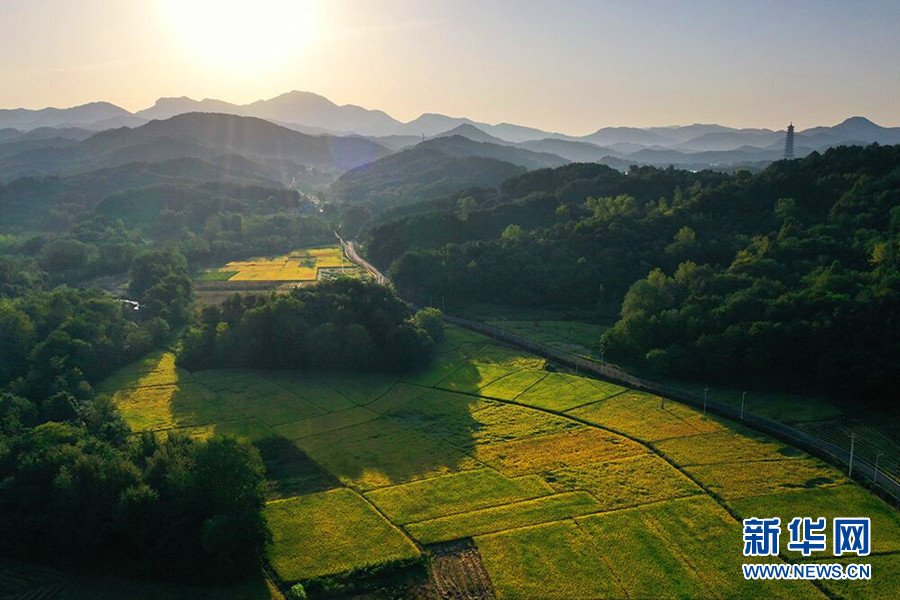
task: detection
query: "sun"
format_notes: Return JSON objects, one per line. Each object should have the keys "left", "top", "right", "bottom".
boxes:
{"left": 162, "top": 0, "right": 320, "bottom": 70}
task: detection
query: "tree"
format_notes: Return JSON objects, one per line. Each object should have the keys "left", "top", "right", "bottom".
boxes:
{"left": 414, "top": 307, "right": 445, "bottom": 344}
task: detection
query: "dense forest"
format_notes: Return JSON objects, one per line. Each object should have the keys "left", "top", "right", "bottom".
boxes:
{"left": 0, "top": 250, "right": 270, "bottom": 581}
{"left": 179, "top": 279, "right": 440, "bottom": 373}
{"left": 368, "top": 145, "right": 900, "bottom": 401}
{"left": 0, "top": 160, "right": 335, "bottom": 289}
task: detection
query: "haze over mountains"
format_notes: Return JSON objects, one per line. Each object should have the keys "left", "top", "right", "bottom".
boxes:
{"left": 2, "top": 91, "right": 900, "bottom": 192}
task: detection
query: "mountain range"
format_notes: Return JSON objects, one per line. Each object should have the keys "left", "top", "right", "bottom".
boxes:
{"left": 0, "top": 112, "right": 390, "bottom": 184}
{"left": 3, "top": 91, "right": 899, "bottom": 163}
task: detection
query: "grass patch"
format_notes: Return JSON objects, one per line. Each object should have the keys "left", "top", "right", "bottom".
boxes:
{"left": 476, "top": 520, "right": 626, "bottom": 600}
{"left": 731, "top": 485, "right": 900, "bottom": 556}
{"left": 515, "top": 372, "right": 625, "bottom": 412}
{"left": 684, "top": 457, "right": 847, "bottom": 501}
{"left": 405, "top": 492, "right": 603, "bottom": 544}
{"left": 485, "top": 320, "right": 608, "bottom": 358}
{"left": 545, "top": 453, "right": 701, "bottom": 511}
{"left": 474, "top": 427, "right": 647, "bottom": 476}
{"left": 365, "top": 469, "right": 553, "bottom": 524}
{"left": 567, "top": 390, "right": 725, "bottom": 441}
{"left": 655, "top": 377, "right": 844, "bottom": 424}
{"left": 264, "top": 488, "right": 419, "bottom": 582}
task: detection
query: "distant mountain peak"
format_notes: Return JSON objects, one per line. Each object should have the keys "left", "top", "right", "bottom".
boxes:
{"left": 433, "top": 123, "right": 503, "bottom": 144}
{"left": 251, "top": 90, "right": 336, "bottom": 107}
{"left": 841, "top": 116, "right": 878, "bottom": 125}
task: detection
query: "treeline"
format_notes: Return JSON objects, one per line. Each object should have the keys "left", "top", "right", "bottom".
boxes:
{"left": 0, "top": 249, "right": 268, "bottom": 581}
{"left": 372, "top": 145, "right": 900, "bottom": 399}
{"left": 179, "top": 279, "right": 441, "bottom": 373}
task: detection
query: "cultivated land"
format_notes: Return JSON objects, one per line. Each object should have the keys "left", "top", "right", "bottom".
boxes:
{"left": 100, "top": 325, "right": 900, "bottom": 599}
{"left": 193, "top": 246, "right": 366, "bottom": 304}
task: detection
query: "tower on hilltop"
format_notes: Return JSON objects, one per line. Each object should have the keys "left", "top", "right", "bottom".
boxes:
{"left": 784, "top": 122, "right": 795, "bottom": 159}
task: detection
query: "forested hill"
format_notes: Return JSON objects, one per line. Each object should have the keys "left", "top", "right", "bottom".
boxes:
{"left": 328, "top": 145, "right": 526, "bottom": 209}
{"left": 372, "top": 144, "right": 900, "bottom": 400}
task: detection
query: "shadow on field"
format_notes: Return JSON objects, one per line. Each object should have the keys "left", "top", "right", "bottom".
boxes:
{"left": 108, "top": 345, "right": 494, "bottom": 491}
{"left": 253, "top": 436, "right": 341, "bottom": 499}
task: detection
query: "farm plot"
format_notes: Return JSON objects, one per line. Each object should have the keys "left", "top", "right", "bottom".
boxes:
{"left": 365, "top": 468, "right": 553, "bottom": 524}
{"left": 478, "top": 369, "right": 549, "bottom": 400}
{"left": 683, "top": 457, "right": 848, "bottom": 501}
{"left": 515, "top": 372, "right": 625, "bottom": 412}
{"left": 96, "top": 351, "right": 190, "bottom": 392}
{"left": 99, "top": 323, "right": 897, "bottom": 600}
{"left": 730, "top": 485, "right": 900, "bottom": 556}
{"left": 208, "top": 246, "right": 350, "bottom": 282}
{"left": 110, "top": 381, "right": 241, "bottom": 432}
{"left": 256, "top": 371, "right": 357, "bottom": 412}
{"left": 192, "top": 373, "right": 324, "bottom": 426}
{"left": 272, "top": 406, "right": 379, "bottom": 440}
{"left": 295, "top": 418, "right": 481, "bottom": 491}
{"left": 473, "top": 426, "right": 648, "bottom": 476}
{"left": 264, "top": 488, "right": 419, "bottom": 583}
{"left": 576, "top": 495, "right": 824, "bottom": 600}
{"left": 422, "top": 401, "right": 580, "bottom": 449}
{"left": 656, "top": 428, "right": 805, "bottom": 466}
{"left": 309, "top": 371, "right": 399, "bottom": 406}
{"left": 818, "top": 553, "right": 900, "bottom": 600}
{"left": 567, "top": 390, "right": 725, "bottom": 441}
{"left": 405, "top": 491, "right": 603, "bottom": 544}
{"left": 401, "top": 347, "right": 479, "bottom": 387}
{"left": 434, "top": 344, "right": 545, "bottom": 396}
{"left": 544, "top": 453, "right": 701, "bottom": 512}
{"left": 476, "top": 520, "right": 625, "bottom": 600}
{"left": 384, "top": 388, "right": 496, "bottom": 430}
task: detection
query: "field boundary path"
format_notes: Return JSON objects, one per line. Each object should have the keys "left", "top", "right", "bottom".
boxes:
{"left": 339, "top": 235, "right": 900, "bottom": 506}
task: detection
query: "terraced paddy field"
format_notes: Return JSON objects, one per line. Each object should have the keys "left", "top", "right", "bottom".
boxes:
{"left": 99, "top": 324, "right": 900, "bottom": 599}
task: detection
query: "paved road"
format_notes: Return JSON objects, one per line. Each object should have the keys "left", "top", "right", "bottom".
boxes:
{"left": 335, "top": 232, "right": 390, "bottom": 286}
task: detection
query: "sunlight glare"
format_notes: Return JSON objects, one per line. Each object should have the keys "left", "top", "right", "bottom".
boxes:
{"left": 162, "top": 0, "right": 319, "bottom": 70}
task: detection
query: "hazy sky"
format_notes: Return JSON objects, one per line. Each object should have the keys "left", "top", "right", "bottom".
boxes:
{"left": 1, "top": 0, "right": 898, "bottom": 134}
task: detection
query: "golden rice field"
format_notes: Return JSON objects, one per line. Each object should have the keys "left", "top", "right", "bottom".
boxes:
{"left": 199, "top": 246, "right": 362, "bottom": 283}
{"left": 99, "top": 325, "right": 900, "bottom": 598}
